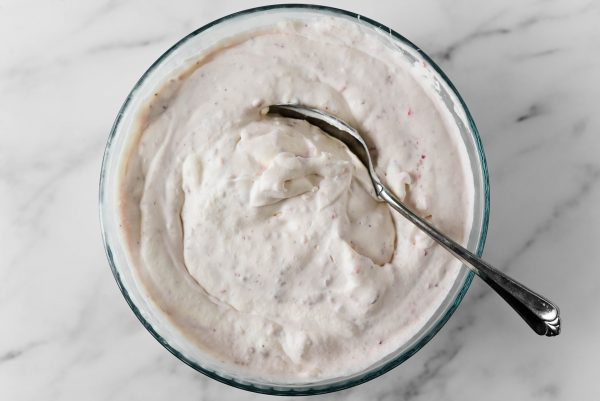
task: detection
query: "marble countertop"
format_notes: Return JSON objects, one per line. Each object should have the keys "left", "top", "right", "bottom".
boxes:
{"left": 1, "top": 0, "right": 598, "bottom": 399}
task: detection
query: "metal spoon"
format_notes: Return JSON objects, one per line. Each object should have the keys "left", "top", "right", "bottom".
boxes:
{"left": 264, "top": 104, "right": 561, "bottom": 337}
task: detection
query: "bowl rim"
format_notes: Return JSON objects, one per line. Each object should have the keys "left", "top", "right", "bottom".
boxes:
{"left": 99, "top": 3, "right": 490, "bottom": 396}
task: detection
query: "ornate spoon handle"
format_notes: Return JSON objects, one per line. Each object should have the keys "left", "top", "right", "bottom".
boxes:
{"left": 379, "top": 187, "right": 560, "bottom": 336}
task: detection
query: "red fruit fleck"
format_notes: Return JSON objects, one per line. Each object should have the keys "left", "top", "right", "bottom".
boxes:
{"left": 421, "top": 154, "right": 426, "bottom": 159}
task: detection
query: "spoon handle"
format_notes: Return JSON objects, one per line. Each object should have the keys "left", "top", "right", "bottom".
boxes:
{"left": 378, "top": 187, "right": 561, "bottom": 336}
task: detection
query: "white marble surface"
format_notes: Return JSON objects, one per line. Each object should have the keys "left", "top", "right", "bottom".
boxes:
{"left": 1, "top": 0, "right": 598, "bottom": 399}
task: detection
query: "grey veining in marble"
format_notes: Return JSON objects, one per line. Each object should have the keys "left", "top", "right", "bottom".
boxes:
{"left": 1, "top": 0, "right": 598, "bottom": 400}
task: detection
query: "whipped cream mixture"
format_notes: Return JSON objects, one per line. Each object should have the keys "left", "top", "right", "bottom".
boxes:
{"left": 119, "top": 18, "right": 474, "bottom": 381}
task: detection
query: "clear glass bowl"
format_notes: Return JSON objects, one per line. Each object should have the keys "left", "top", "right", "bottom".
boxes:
{"left": 99, "top": 4, "right": 489, "bottom": 396}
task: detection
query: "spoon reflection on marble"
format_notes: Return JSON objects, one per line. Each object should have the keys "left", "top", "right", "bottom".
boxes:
{"left": 264, "top": 104, "right": 561, "bottom": 337}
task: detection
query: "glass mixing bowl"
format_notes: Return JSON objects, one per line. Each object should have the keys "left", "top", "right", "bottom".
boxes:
{"left": 99, "top": 4, "right": 489, "bottom": 395}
